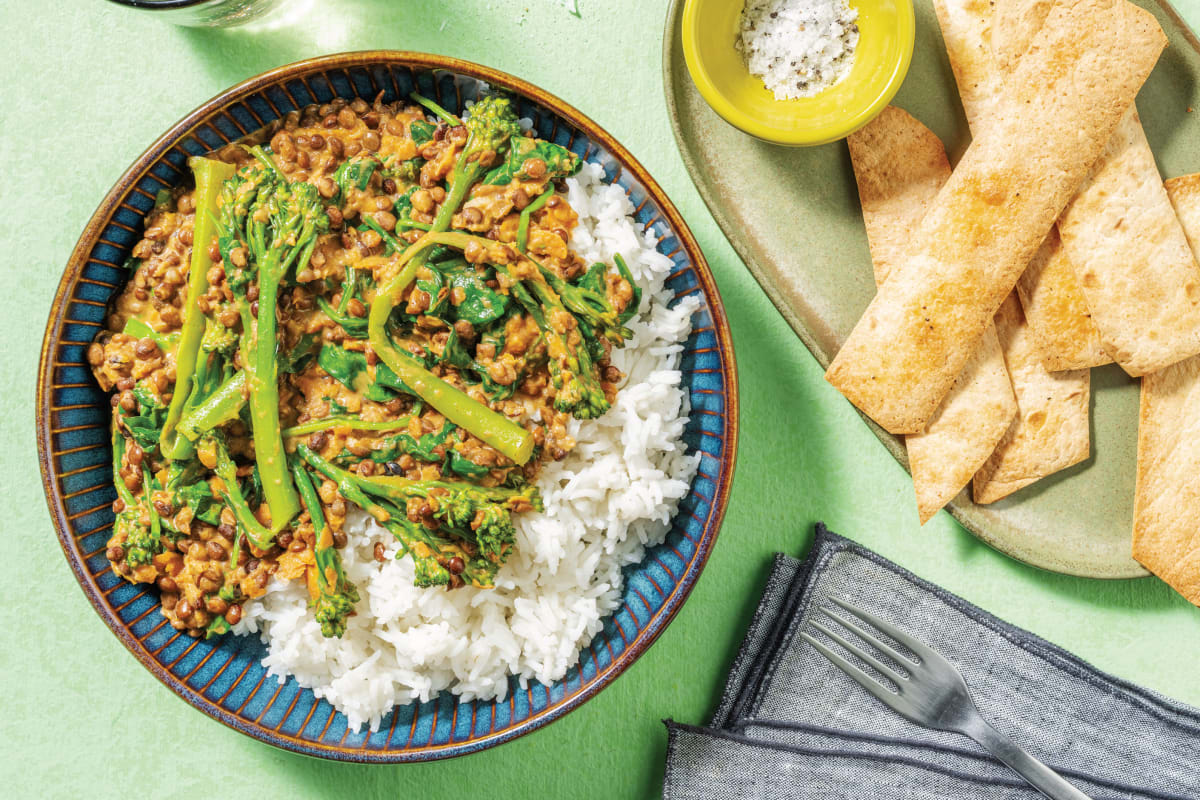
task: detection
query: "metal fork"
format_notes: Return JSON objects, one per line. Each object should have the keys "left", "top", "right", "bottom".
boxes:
{"left": 800, "top": 597, "right": 1092, "bottom": 800}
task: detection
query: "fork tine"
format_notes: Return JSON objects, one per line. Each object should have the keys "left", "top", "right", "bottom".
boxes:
{"left": 810, "top": 619, "right": 908, "bottom": 685}
{"left": 830, "top": 596, "right": 934, "bottom": 662}
{"left": 800, "top": 632, "right": 904, "bottom": 712}
{"left": 820, "top": 607, "right": 917, "bottom": 667}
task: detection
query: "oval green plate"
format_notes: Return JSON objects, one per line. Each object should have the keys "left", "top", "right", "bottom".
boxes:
{"left": 664, "top": 0, "right": 1200, "bottom": 578}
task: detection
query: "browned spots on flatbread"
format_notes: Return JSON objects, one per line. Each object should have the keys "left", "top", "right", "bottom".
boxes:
{"left": 848, "top": 106, "right": 1016, "bottom": 524}
{"left": 1056, "top": 108, "right": 1200, "bottom": 376}
{"left": 972, "top": 295, "right": 1089, "bottom": 504}
{"left": 934, "top": 0, "right": 1096, "bottom": 501}
{"left": 991, "top": 0, "right": 1053, "bottom": 73}
{"left": 1014, "top": 229, "right": 1111, "bottom": 371}
{"left": 939, "top": 0, "right": 1111, "bottom": 372}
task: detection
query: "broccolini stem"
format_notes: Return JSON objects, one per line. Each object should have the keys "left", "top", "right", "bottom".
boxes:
{"left": 293, "top": 460, "right": 360, "bottom": 635}
{"left": 144, "top": 465, "right": 162, "bottom": 541}
{"left": 281, "top": 415, "right": 414, "bottom": 438}
{"left": 367, "top": 231, "right": 534, "bottom": 465}
{"left": 613, "top": 254, "right": 642, "bottom": 324}
{"left": 293, "top": 462, "right": 330, "bottom": 545}
{"left": 297, "top": 446, "right": 507, "bottom": 588}
{"left": 296, "top": 447, "right": 445, "bottom": 557}
{"left": 227, "top": 525, "right": 243, "bottom": 570}
{"left": 410, "top": 92, "right": 462, "bottom": 126}
{"left": 249, "top": 252, "right": 301, "bottom": 532}
{"left": 360, "top": 216, "right": 405, "bottom": 253}
{"left": 238, "top": 154, "right": 327, "bottom": 534}
{"left": 516, "top": 187, "right": 554, "bottom": 254}
{"left": 358, "top": 473, "right": 539, "bottom": 509}
{"left": 298, "top": 444, "right": 537, "bottom": 511}
{"left": 294, "top": 444, "right": 394, "bottom": 525}
{"left": 368, "top": 319, "right": 534, "bottom": 465}
{"left": 208, "top": 435, "right": 275, "bottom": 551}
{"left": 176, "top": 371, "right": 247, "bottom": 443}
{"left": 160, "top": 156, "right": 236, "bottom": 459}
{"left": 369, "top": 496, "right": 450, "bottom": 554}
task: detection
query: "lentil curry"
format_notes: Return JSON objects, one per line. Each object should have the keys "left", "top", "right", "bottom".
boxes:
{"left": 91, "top": 93, "right": 639, "bottom": 640}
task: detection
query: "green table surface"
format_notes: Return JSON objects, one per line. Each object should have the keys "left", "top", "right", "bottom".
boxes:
{"left": 4, "top": 0, "right": 1200, "bottom": 796}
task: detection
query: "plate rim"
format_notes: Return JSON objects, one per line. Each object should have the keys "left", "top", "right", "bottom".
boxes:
{"left": 36, "top": 49, "right": 741, "bottom": 761}
{"left": 656, "top": 0, "right": 1200, "bottom": 580}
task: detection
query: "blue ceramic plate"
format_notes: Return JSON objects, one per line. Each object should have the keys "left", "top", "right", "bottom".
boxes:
{"left": 36, "top": 52, "right": 738, "bottom": 761}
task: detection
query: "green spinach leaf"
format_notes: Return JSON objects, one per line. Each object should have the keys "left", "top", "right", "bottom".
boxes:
{"left": 410, "top": 120, "right": 436, "bottom": 145}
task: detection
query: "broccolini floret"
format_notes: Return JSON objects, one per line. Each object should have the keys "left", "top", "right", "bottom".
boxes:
{"left": 512, "top": 279, "right": 610, "bottom": 419}
{"left": 214, "top": 146, "right": 330, "bottom": 535}
{"left": 293, "top": 460, "right": 360, "bottom": 638}
{"left": 200, "top": 317, "right": 239, "bottom": 356}
{"left": 295, "top": 445, "right": 539, "bottom": 588}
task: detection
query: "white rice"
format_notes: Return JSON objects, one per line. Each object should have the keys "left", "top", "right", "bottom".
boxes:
{"left": 232, "top": 162, "right": 702, "bottom": 731}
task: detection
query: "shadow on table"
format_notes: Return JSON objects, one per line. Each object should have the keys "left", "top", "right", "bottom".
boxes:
{"left": 945, "top": 524, "right": 1190, "bottom": 616}
{"left": 174, "top": 0, "right": 585, "bottom": 91}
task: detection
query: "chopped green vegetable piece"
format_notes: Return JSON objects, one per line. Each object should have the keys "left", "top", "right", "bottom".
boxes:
{"left": 410, "top": 92, "right": 461, "bottom": 126}
{"left": 120, "top": 384, "right": 167, "bottom": 452}
{"left": 333, "top": 156, "right": 378, "bottom": 200}
{"left": 446, "top": 449, "right": 490, "bottom": 478}
{"left": 483, "top": 136, "right": 580, "bottom": 186}
{"left": 281, "top": 332, "right": 321, "bottom": 373}
{"left": 409, "top": 120, "right": 436, "bottom": 145}
{"left": 122, "top": 317, "right": 180, "bottom": 352}
{"left": 176, "top": 371, "right": 246, "bottom": 444}
{"left": 205, "top": 615, "right": 232, "bottom": 638}
{"left": 516, "top": 187, "right": 554, "bottom": 254}
{"left": 159, "top": 156, "right": 236, "bottom": 460}
{"left": 367, "top": 420, "right": 456, "bottom": 464}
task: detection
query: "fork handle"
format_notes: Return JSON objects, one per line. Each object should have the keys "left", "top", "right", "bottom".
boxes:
{"left": 961, "top": 716, "right": 1092, "bottom": 800}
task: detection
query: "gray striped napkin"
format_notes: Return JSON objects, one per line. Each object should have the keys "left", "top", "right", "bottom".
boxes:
{"left": 663, "top": 525, "right": 1200, "bottom": 799}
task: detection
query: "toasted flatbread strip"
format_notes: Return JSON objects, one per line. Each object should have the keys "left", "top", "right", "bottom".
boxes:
{"left": 972, "top": 296, "right": 1090, "bottom": 503}
{"left": 1056, "top": 110, "right": 1200, "bottom": 376}
{"left": 933, "top": 0, "right": 1001, "bottom": 129}
{"left": 1133, "top": 174, "right": 1200, "bottom": 606}
{"left": 933, "top": 0, "right": 1093, "bottom": 501}
{"left": 1013, "top": 231, "right": 1109, "bottom": 372}
{"left": 995, "top": 1, "right": 1200, "bottom": 376}
{"left": 937, "top": 0, "right": 1110, "bottom": 371}
{"left": 848, "top": 106, "right": 1016, "bottom": 524}
{"left": 825, "top": 0, "right": 1164, "bottom": 435}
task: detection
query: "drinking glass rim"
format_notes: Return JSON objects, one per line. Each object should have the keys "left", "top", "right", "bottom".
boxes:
{"left": 105, "top": 0, "right": 242, "bottom": 9}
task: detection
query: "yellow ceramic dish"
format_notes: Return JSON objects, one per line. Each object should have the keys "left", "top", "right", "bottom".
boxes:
{"left": 681, "top": 0, "right": 915, "bottom": 146}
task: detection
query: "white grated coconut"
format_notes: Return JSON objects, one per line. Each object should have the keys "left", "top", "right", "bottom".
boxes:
{"left": 737, "top": 0, "right": 860, "bottom": 100}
